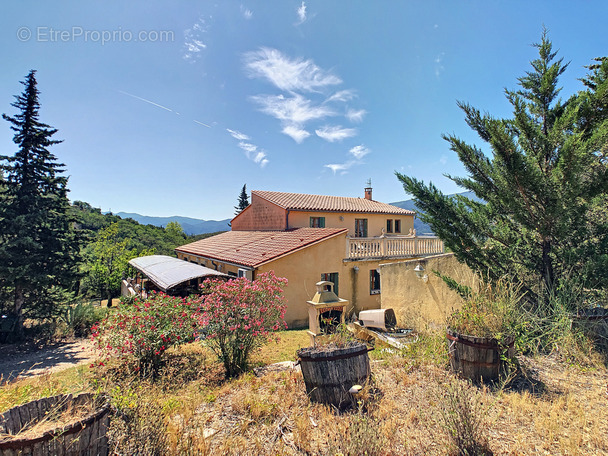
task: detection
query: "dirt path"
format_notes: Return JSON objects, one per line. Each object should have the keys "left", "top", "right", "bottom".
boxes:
{"left": 0, "top": 339, "right": 98, "bottom": 383}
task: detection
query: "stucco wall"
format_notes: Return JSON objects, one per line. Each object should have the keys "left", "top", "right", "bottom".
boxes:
{"left": 379, "top": 253, "right": 476, "bottom": 328}
{"left": 256, "top": 235, "right": 412, "bottom": 328}
{"left": 179, "top": 235, "right": 416, "bottom": 329}
{"left": 231, "top": 194, "right": 286, "bottom": 231}
{"left": 287, "top": 211, "right": 414, "bottom": 237}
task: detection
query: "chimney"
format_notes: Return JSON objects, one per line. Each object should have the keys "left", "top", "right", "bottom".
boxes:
{"left": 364, "top": 178, "right": 372, "bottom": 200}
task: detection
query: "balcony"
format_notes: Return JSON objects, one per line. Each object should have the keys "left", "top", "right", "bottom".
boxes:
{"left": 346, "top": 235, "right": 444, "bottom": 260}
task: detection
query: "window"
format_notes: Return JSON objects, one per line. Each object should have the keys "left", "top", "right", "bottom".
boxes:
{"left": 310, "top": 216, "right": 325, "bottom": 228}
{"left": 370, "top": 269, "right": 381, "bottom": 295}
{"left": 386, "top": 219, "right": 393, "bottom": 233}
{"left": 355, "top": 218, "right": 368, "bottom": 237}
{"left": 395, "top": 219, "right": 401, "bottom": 233}
{"left": 321, "top": 272, "right": 339, "bottom": 295}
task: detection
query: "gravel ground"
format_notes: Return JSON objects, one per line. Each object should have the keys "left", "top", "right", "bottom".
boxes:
{"left": 0, "top": 339, "right": 97, "bottom": 383}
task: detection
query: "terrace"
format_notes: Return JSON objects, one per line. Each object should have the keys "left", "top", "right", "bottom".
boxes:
{"left": 346, "top": 235, "right": 444, "bottom": 260}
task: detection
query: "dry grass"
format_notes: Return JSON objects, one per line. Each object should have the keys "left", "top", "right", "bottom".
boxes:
{"left": 0, "top": 364, "right": 91, "bottom": 413}
{"left": 2, "top": 329, "right": 607, "bottom": 455}
{"left": 250, "top": 329, "right": 310, "bottom": 366}
{"left": 0, "top": 395, "right": 96, "bottom": 441}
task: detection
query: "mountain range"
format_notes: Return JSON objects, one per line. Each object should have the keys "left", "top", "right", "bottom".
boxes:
{"left": 389, "top": 191, "right": 478, "bottom": 235}
{"left": 116, "top": 192, "right": 477, "bottom": 236}
{"left": 115, "top": 212, "right": 231, "bottom": 235}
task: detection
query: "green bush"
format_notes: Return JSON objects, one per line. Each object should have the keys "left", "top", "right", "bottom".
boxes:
{"left": 61, "top": 302, "right": 108, "bottom": 338}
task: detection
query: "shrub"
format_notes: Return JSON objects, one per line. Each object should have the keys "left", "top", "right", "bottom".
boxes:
{"left": 434, "top": 378, "right": 493, "bottom": 456}
{"left": 92, "top": 292, "right": 201, "bottom": 377}
{"left": 447, "top": 277, "right": 523, "bottom": 342}
{"left": 107, "top": 385, "right": 168, "bottom": 455}
{"left": 198, "top": 271, "right": 288, "bottom": 377}
{"left": 60, "top": 302, "right": 108, "bottom": 338}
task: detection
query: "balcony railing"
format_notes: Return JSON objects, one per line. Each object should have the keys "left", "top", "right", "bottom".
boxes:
{"left": 346, "top": 235, "right": 444, "bottom": 260}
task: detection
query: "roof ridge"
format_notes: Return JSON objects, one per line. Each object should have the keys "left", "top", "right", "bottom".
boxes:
{"left": 251, "top": 190, "right": 414, "bottom": 214}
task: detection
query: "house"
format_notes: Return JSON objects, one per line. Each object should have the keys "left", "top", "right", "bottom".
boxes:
{"left": 175, "top": 187, "right": 444, "bottom": 328}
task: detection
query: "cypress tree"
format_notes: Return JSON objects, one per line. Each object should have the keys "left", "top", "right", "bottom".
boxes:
{"left": 235, "top": 184, "right": 249, "bottom": 215}
{"left": 0, "top": 70, "right": 81, "bottom": 337}
{"left": 396, "top": 32, "right": 608, "bottom": 300}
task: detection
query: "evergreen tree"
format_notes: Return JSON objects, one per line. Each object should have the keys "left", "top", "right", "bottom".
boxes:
{"left": 234, "top": 184, "right": 249, "bottom": 215}
{"left": 0, "top": 70, "right": 81, "bottom": 337}
{"left": 396, "top": 33, "right": 608, "bottom": 301}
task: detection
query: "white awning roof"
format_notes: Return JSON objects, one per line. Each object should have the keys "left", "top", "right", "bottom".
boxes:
{"left": 128, "top": 255, "right": 228, "bottom": 292}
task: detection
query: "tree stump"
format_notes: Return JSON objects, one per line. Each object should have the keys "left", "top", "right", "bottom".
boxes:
{"left": 297, "top": 342, "right": 371, "bottom": 410}
{"left": 447, "top": 329, "right": 514, "bottom": 383}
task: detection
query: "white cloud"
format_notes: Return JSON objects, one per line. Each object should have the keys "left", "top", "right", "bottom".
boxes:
{"left": 251, "top": 94, "right": 334, "bottom": 125}
{"left": 183, "top": 17, "right": 208, "bottom": 62}
{"left": 296, "top": 2, "right": 307, "bottom": 24}
{"left": 227, "top": 129, "right": 269, "bottom": 168}
{"left": 282, "top": 125, "right": 311, "bottom": 143}
{"left": 324, "top": 145, "right": 371, "bottom": 175}
{"left": 243, "top": 48, "right": 367, "bottom": 145}
{"left": 325, "top": 162, "right": 352, "bottom": 174}
{"left": 439, "top": 154, "right": 448, "bottom": 165}
{"left": 325, "top": 90, "right": 355, "bottom": 103}
{"left": 346, "top": 108, "right": 366, "bottom": 123}
{"left": 241, "top": 5, "right": 253, "bottom": 19}
{"left": 435, "top": 52, "right": 445, "bottom": 78}
{"left": 253, "top": 151, "right": 267, "bottom": 163}
{"left": 244, "top": 48, "right": 341, "bottom": 93}
{"left": 227, "top": 128, "right": 251, "bottom": 141}
{"left": 315, "top": 125, "right": 357, "bottom": 142}
{"left": 349, "top": 145, "right": 370, "bottom": 159}
{"left": 238, "top": 142, "right": 258, "bottom": 153}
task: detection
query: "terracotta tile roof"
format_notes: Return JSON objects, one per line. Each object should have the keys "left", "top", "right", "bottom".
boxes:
{"left": 253, "top": 190, "right": 414, "bottom": 215}
{"left": 175, "top": 227, "right": 347, "bottom": 268}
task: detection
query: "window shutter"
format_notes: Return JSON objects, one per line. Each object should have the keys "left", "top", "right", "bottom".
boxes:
{"left": 309, "top": 217, "right": 314, "bottom": 227}
{"left": 363, "top": 219, "right": 368, "bottom": 237}
{"left": 320, "top": 217, "right": 325, "bottom": 228}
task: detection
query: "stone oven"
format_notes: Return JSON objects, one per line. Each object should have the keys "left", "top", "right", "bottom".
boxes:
{"left": 306, "top": 281, "right": 348, "bottom": 345}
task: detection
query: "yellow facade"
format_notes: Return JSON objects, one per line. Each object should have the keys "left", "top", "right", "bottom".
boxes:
{"left": 287, "top": 210, "right": 414, "bottom": 237}
{"left": 379, "top": 253, "right": 477, "bottom": 328}
{"left": 179, "top": 233, "right": 415, "bottom": 328}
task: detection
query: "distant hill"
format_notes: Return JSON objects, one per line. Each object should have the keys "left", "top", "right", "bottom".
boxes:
{"left": 390, "top": 191, "right": 479, "bottom": 235}
{"left": 115, "top": 212, "right": 231, "bottom": 235}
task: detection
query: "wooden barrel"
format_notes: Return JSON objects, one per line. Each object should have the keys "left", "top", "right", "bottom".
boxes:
{"left": 0, "top": 392, "right": 110, "bottom": 456}
{"left": 447, "top": 329, "right": 514, "bottom": 383}
{"left": 297, "top": 342, "right": 371, "bottom": 410}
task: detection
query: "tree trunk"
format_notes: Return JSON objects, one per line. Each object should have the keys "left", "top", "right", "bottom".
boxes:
{"left": 541, "top": 238, "right": 554, "bottom": 294}
{"left": 14, "top": 285, "right": 25, "bottom": 339}
{"left": 106, "top": 289, "right": 113, "bottom": 308}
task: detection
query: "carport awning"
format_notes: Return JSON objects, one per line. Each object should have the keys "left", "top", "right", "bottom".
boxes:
{"left": 128, "top": 255, "right": 228, "bottom": 292}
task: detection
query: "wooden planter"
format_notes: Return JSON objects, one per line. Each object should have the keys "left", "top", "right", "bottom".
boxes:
{"left": 447, "top": 329, "right": 514, "bottom": 382}
{"left": 297, "top": 342, "right": 372, "bottom": 410}
{"left": 0, "top": 392, "right": 110, "bottom": 456}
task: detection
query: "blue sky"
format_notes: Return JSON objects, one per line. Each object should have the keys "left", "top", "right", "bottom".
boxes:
{"left": 1, "top": 1, "right": 607, "bottom": 220}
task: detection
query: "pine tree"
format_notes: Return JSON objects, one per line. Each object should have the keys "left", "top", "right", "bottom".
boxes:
{"left": 234, "top": 184, "right": 249, "bottom": 215}
{"left": 0, "top": 70, "right": 82, "bottom": 337}
{"left": 396, "top": 32, "right": 608, "bottom": 301}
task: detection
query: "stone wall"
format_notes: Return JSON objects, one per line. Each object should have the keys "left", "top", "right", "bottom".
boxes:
{"left": 379, "top": 253, "right": 477, "bottom": 328}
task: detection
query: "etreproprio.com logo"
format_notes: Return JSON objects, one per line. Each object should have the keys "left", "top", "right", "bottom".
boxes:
{"left": 16, "top": 26, "right": 175, "bottom": 45}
